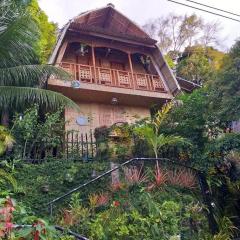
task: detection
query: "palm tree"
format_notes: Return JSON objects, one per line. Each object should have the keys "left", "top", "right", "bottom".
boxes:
{"left": 134, "top": 103, "right": 191, "bottom": 158}
{"left": 0, "top": 1, "right": 77, "bottom": 125}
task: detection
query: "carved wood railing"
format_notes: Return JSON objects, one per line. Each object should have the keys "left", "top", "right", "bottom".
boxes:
{"left": 59, "top": 62, "right": 166, "bottom": 92}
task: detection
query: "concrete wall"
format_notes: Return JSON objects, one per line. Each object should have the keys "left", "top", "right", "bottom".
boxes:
{"left": 65, "top": 102, "right": 150, "bottom": 134}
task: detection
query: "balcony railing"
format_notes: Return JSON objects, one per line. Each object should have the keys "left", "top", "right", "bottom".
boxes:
{"left": 59, "top": 62, "right": 166, "bottom": 92}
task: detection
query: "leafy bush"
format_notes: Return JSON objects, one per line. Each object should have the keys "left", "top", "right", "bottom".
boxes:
{"left": 13, "top": 160, "right": 109, "bottom": 215}
{"left": 0, "top": 126, "right": 14, "bottom": 156}
{"left": 12, "top": 105, "right": 65, "bottom": 159}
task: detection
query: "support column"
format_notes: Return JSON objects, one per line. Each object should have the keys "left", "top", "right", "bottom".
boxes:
{"left": 91, "top": 45, "right": 97, "bottom": 83}
{"left": 56, "top": 41, "right": 68, "bottom": 66}
{"left": 128, "top": 52, "right": 135, "bottom": 89}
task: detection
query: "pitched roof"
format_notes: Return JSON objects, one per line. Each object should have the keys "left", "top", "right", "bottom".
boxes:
{"left": 70, "top": 3, "right": 155, "bottom": 43}
{"left": 176, "top": 77, "right": 201, "bottom": 93}
{"left": 48, "top": 4, "right": 181, "bottom": 95}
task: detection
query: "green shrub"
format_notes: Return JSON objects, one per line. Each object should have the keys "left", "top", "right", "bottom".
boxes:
{"left": 13, "top": 160, "right": 109, "bottom": 216}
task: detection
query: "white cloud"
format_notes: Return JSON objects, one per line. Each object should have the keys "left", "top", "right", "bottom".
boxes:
{"left": 38, "top": 0, "right": 240, "bottom": 49}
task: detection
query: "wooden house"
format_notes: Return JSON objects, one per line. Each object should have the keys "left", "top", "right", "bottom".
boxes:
{"left": 48, "top": 3, "right": 182, "bottom": 134}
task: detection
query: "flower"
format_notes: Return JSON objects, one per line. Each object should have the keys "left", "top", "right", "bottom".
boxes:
{"left": 113, "top": 201, "right": 120, "bottom": 207}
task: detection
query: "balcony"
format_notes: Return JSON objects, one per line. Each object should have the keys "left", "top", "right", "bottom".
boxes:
{"left": 59, "top": 62, "right": 166, "bottom": 92}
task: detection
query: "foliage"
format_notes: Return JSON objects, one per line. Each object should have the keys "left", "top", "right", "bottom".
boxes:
{"left": 177, "top": 50, "right": 212, "bottom": 84}
{"left": 167, "top": 169, "right": 197, "bottom": 189}
{"left": 206, "top": 133, "right": 240, "bottom": 164}
{"left": 212, "top": 217, "right": 237, "bottom": 240}
{"left": 123, "top": 165, "right": 148, "bottom": 185}
{"left": 12, "top": 105, "right": 65, "bottom": 159}
{"left": 57, "top": 173, "right": 209, "bottom": 240}
{"left": 177, "top": 46, "right": 225, "bottom": 84}
{"left": 0, "top": 196, "right": 73, "bottom": 239}
{"left": 28, "top": 0, "right": 57, "bottom": 63}
{"left": 161, "top": 89, "right": 211, "bottom": 156}
{"left": 0, "top": 169, "right": 18, "bottom": 197}
{"left": 94, "top": 123, "right": 134, "bottom": 162}
{"left": 0, "top": 158, "right": 73, "bottom": 239}
{"left": 13, "top": 160, "right": 109, "bottom": 215}
{"left": 134, "top": 103, "right": 190, "bottom": 158}
{"left": 164, "top": 54, "right": 175, "bottom": 68}
{"left": 0, "top": 0, "right": 77, "bottom": 117}
{"left": 0, "top": 126, "right": 14, "bottom": 156}
{"left": 209, "top": 40, "right": 240, "bottom": 122}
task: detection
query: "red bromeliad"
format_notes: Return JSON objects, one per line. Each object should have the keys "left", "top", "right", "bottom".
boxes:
{"left": 147, "top": 162, "right": 167, "bottom": 191}
{"left": 111, "top": 182, "right": 123, "bottom": 192}
{"left": 167, "top": 169, "right": 197, "bottom": 189}
{"left": 124, "top": 165, "right": 148, "bottom": 185}
{"left": 96, "top": 193, "right": 109, "bottom": 207}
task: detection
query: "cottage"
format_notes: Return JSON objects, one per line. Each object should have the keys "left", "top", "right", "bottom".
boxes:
{"left": 48, "top": 3, "right": 181, "bottom": 134}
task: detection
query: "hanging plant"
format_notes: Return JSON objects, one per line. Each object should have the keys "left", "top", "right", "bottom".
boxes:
{"left": 140, "top": 55, "right": 151, "bottom": 73}
{"left": 76, "top": 43, "right": 89, "bottom": 56}
{"left": 140, "top": 55, "right": 151, "bottom": 66}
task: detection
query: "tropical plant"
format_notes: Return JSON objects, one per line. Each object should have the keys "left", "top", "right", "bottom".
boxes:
{"left": 0, "top": 126, "right": 14, "bottom": 156}
{"left": 212, "top": 217, "right": 237, "bottom": 240}
{"left": 0, "top": 0, "right": 77, "bottom": 124}
{"left": 12, "top": 105, "right": 65, "bottom": 159}
{"left": 134, "top": 103, "right": 190, "bottom": 158}
{"left": 95, "top": 192, "right": 110, "bottom": 207}
{"left": 147, "top": 163, "right": 167, "bottom": 190}
{"left": 167, "top": 169, "right": 197, "bottom": 189}
{"left": 0, "top": 169, "right": 18, "bottom": 197}
{"left": 123, "top": 165, "right": 148, "bottom": 185}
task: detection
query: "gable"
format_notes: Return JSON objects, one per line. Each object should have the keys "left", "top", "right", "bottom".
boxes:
{"left": 71, "top": 4, "right": 154, "bottom": 43}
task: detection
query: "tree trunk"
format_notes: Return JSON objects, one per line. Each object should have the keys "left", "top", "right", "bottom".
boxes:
{"left": 110, "top": 162, "right": 120, "bottom": 186}
{"left": 1, "top": 109, "right": 9, "bottom": 127}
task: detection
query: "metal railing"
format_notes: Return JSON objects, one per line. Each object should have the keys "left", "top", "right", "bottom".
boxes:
{"left": 47, "top": 157, "right": 200, "bottom": 210}
{"left": 46, "top": 157, "right": 218, "bottom": 234}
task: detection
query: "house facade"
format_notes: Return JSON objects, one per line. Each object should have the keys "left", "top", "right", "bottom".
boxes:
{"left": 48, "top": 3, "right": 181, "bottom": 134}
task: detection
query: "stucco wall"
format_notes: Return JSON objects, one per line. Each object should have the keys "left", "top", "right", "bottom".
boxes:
{"left": 65, "top": 102, "right": 150, "bottom": 134}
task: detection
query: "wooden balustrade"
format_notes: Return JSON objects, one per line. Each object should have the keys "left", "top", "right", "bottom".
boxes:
{"left": 59, "top": 62, "right": 166, "bottom": 92}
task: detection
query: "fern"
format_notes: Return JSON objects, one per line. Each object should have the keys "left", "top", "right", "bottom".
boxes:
{"left": 0, "top": 169, "right": 18, "bottom": 193}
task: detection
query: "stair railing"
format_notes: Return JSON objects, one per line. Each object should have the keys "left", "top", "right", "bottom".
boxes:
{"left": 46, "top": 157, "right": 200, "bottom": 216}
{"left": 46, "top": 157, "right": 219, "bottom": 235}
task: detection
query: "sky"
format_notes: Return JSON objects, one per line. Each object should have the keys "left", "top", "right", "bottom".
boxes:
{"left": 38, "top": 0, "right": 240, "bottom": 51}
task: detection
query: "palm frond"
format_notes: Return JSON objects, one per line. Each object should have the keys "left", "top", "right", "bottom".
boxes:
{"left": 0, "top": 86, "right": 79, "bottom": 110}
{"left": 153, "top": 102, "right": 173, "bottom": 131}
{"left": 0, "top": 169, "right": 17, "bottom": 192}
{"left": 156, "top": 134, "right": 190, "bottom": 149}
{"left": 0, "top": 64, "right": 72, "bottom": 87}
{"left": 0, "top": 1, "right": 38, "bottom": 67}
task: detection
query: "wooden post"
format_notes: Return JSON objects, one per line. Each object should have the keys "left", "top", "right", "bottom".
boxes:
{"left": 56, "top": 41, "right": 68, "bottom": 66}
{"left": 91, "top": 45, "right": 97, "bottom": 83}
{"left": 128, "top": 52, "right": 135, "bottom": 89}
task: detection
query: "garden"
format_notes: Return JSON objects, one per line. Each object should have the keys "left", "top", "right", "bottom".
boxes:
{"left": 1, "top": 0, "right": 240, "bottom": 239}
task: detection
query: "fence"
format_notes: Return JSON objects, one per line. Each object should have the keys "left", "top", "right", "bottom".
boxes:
{"left": 65, "top": 130, "right": 97, "bottom": 161}
{"left": 11, "top": 130, "right": 98, "bottom": 163}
